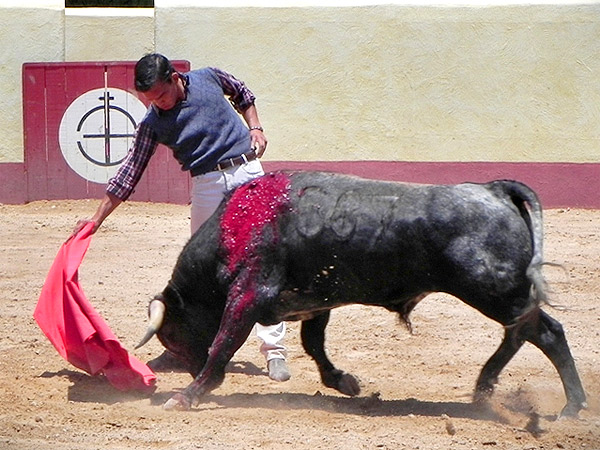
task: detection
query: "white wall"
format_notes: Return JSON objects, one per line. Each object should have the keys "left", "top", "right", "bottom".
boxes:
{"left": 64, "top": 8, "right": 155, "bottom": 61}
{"left": 1, "top": 1, "right": 63, "bottom": 162}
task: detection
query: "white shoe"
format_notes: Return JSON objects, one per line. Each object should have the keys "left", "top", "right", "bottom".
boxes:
{"left": 268, "top": 359, "right": 291, "bottom": 382}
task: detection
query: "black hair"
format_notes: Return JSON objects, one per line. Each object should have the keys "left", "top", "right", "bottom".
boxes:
{"left": 135, "top": 53, "right": 174, "bottom": 92}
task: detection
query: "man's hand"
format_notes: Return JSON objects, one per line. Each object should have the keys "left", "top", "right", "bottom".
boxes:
{"left": 250, "top": 128, "right": 268, "bottom": 158}
{"left": 67, "top": 219, "right": 97, "bottom": 242}
{"left": 242, "top": 104, "right": 267, "bottom": 157}
{"left": 67, "top": 192, "right": 122, "bottom": 242}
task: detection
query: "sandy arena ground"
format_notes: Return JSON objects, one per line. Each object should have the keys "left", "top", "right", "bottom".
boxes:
{"left": 0, "top": 199, "right": 599, "bottom": 449}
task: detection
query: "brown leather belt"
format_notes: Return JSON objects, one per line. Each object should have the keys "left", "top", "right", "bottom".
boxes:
{"left": 191, "top": 149, "right": 258, "bottom": 177}
{"left": 214, "top": 149, "right": 258, "bottom": 171}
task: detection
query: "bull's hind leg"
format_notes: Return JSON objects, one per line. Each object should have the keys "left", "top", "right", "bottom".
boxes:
{"left": 301, "top": 312, "right": 361, "bottom": 396}
{"left": 475, "top": 310, "right": 586, "bottom": 418}
{"left": 474, "top": 326, "right": 523, "bottom": 404}
{"left": 526, "top": 310, "right": 587, "bottom": 417}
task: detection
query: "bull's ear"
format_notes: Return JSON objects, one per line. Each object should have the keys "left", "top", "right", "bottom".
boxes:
{"left": 163, "top": 284, "right": 185, "bottom": 308}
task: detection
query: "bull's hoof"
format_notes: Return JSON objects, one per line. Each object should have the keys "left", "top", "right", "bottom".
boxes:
{"left": 558, "top": 401, "right": 587, "bottom": 419}
{"left": 163, "top": 393, "right": 192, "bottom": 411}
{"left": 473, "top": 386, "right": 493, "bottom": 405}
{"left": 323, "top": 369, "right": 361, "bottom": 396}
{"left": 337, "top": 373, "right": 361, "bottom": 397}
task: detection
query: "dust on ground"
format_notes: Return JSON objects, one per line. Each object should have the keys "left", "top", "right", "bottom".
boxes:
{"left": 1, "top": 200, "right": 599, "bottom": 449}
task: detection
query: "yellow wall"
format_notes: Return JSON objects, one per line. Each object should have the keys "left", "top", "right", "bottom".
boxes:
{"left": 2, "top": 1, "right": 599, "bottom": 165}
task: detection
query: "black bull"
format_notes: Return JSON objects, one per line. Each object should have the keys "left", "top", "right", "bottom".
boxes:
{"left": 138, "top": 171, "right": 586, "bottom": 415}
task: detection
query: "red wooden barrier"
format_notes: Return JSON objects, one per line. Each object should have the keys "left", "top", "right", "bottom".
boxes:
{"left": 8, "top": 60, "right": 191, "bottom": 205}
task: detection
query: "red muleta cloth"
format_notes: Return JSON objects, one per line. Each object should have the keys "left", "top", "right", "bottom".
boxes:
{"left": 34, "top": 222, "right": 156, "bottom": 391}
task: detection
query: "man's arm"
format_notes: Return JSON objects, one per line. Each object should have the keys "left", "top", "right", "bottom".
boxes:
{"left": 70, "top": 123, "right": 157, "bottom": 239}
{"left": 211, "top": 67, "right": 256, "bottom": 112}
{"left": 211, "top": 68, "right": 268, "bottom": 156}
{"left": 73, "top": 192, "right": 122, "bottom": 237}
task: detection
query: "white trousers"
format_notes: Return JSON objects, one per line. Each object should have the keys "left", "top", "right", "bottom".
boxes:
{"left": 190, "top": 160, "right": 287, "bottom": 362}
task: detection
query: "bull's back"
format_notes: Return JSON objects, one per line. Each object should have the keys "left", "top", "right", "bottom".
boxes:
{"left": 278, "top": 172, "right": 534, "bottom": 303}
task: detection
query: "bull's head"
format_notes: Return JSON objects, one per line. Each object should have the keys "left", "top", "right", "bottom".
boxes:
{"left": 136, "top": 286, "right": 223, "bottom": 376}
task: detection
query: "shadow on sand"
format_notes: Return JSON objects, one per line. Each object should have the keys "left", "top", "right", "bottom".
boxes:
{"left": 40, "top": 363, "right": 546, "bottom": 427}
{"left": 39, "top": 369, "right": 154, "bottom": 404}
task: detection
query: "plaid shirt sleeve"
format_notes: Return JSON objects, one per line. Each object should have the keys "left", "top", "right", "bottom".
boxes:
{"left": 106, "top": 121, "right": 158, "bottom": 201}
{"left": 210, "top": 67, "right": 256, "bottom": 113}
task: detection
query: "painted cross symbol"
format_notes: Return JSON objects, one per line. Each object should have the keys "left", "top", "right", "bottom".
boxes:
{"left": 76, "top": 90, "right": 138, "bottom": 167}
{"left": 59, "top": 86, "right": 147, "bottom": 184}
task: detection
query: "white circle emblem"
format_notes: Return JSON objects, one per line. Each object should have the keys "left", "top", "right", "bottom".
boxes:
{"left": 59, "top": 88, "right": 147, "bottom": 184}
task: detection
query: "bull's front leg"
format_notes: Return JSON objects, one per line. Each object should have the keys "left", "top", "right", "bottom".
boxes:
{"left": 301, "top": 312, "right": 361, "bottom": 396}
{"left": 163, "top": 299, "right": 259, "bottom": 411}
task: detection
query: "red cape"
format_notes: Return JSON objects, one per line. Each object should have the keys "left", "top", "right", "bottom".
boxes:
{"left": 34, "top": 223, "right": 156, "bottom": 391}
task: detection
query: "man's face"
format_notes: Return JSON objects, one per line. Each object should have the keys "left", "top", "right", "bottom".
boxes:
{"left": 142, "top": 73, "right": 182, "bottom": 111}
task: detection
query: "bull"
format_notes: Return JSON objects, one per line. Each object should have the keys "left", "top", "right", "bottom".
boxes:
{"left": 137, "top": 170, "right": 586, "bottom": 416}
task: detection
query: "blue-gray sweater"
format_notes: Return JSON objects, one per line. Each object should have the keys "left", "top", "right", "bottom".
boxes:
{"left": 142, "top": 68, "right": 251, "bottom": 175}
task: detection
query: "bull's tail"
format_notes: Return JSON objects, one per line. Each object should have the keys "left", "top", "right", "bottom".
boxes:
{"left": 492, "top": 180, "right": 548, "bottom": 309}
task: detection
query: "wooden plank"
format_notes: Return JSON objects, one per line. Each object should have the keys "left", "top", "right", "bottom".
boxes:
{"left": 23, "top": 64, "right": 49, "bottom": 201}
{"left": 63, "top": 64, "right": 106, "bottom": 199}
{"left": 0, "top": 163, "right": 27, "bottom": 204}
{"left": 43, "top": 65, "right": 70, "bottom": 200}
{"left": 166, "top": 152, "right": 190, "bottom": 205}
{"left": 108, "top": 62, "right": 151, "bottom": 201}
{"left": 146, "top": 146, "right": 170, "bottom": 203}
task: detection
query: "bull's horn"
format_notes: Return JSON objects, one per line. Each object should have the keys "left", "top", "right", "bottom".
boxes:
{"left": 135, "top": 298, "right": 166, "bottom": 349}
